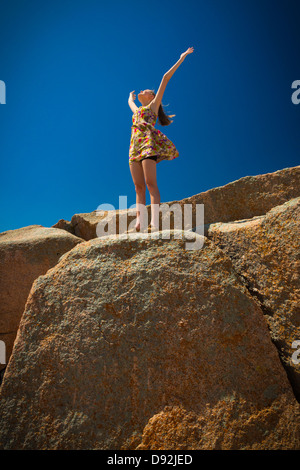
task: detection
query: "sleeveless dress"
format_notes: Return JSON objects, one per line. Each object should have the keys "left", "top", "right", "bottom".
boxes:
{"left": 129, "top": 105, "right": 179, "bottom": 165}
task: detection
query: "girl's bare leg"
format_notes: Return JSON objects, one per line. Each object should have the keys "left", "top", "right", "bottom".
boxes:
{"left": 142, "top": 158, "right": 160, "bottom": 228}
{"left": 129, "top": 161, "right": 146, "bottom": 230}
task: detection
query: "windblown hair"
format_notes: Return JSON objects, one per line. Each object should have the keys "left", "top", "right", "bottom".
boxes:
{"left": 150, "top": 90, "right": 175, "bottom": 126}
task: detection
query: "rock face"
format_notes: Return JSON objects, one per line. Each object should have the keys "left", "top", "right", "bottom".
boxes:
{"left": 0, "top": 225, "right": 84, "bottom": 372}
{"left": 0, "top": 165, "right": 299, "bottom": 450}
{"left": 52, "top": 219, "right": 75, "bottom": 235}
{"left": 137, "top": 398, "right": 299, "bottom": 450}
{"left": 54, "top": 165, "right": 300, "bottom": 240}
{"left": 207, "top": 197, "right": 300, "bottom": 401}
{"left": 0, "top": 231, "right": 299, "bottom": 450}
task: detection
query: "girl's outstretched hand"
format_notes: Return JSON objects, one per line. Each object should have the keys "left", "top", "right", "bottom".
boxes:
{"left": 129, "top": 90, "right": 136, "bottom": 101}
{"left": 180, "top": 47, "right": 194, "bottom": 59}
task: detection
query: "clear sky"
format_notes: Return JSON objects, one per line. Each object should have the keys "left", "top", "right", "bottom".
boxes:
{"left": 0, "top": 0, "right": 299, "bottom": 233}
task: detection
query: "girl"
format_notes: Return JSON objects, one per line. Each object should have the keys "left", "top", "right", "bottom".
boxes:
{"left": 128, "top": 47, "right": 194, "bottom": 233}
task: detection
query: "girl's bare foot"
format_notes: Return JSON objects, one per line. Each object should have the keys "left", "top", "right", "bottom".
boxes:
{"left": 147, "top": 223, "right": 159, "bottom": 233}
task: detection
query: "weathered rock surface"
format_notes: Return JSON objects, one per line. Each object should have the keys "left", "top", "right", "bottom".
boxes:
{"left": 54, "top": 165, "right": 300, "bottom": 240}
{"left": 0, "top": 231, "right": 299, "bottom": 449}
{"left": 71, "top": 208, "right": 132, "bottom": 241}
{"left": 52, "top": 219, "right": 75, "bottom": 235}
{"left": 0, "top": 225, "right": 84, "bottom": 371}
{"left": 207, "top": 197, "right": 300, "bottom": 401}
{"left": 136, "top": 398, "right": 300, "bottom": 450}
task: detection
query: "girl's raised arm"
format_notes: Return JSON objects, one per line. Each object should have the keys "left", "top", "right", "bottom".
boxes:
{"left": 151, "top": 47, "right": 194, "bottom": 112}
{"left": 165, "top": 47, "right": 194, "bottom": 80}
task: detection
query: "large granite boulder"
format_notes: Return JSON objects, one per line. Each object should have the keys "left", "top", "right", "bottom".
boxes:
{"left": 207, "top": 197, "right": 300, "bottom": 401}
{"left": 0, "top": 225, "right": 84, "bottom": 372}
{"left": 0, "top": 230, "right": 298, "bottom": 449}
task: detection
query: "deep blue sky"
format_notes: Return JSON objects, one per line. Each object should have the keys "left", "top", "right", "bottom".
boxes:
{"left": 0, "top": 0, "right": 299, "bottom": 233}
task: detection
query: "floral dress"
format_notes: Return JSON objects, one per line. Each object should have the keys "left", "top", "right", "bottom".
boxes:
{"left": 129, "top": 106, "right": 179, "bottom": 165}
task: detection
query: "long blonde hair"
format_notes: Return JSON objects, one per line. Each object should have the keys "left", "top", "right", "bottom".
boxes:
{"left": 150, "top": 90, "right": 176, "bottom": 126}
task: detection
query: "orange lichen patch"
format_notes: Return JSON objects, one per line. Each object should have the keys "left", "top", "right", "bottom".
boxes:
{"left": 104, "top": 303, "right": 117, "bottom": 315}
{"left": 135, "top": 395, "right": 300, "bottom": 450}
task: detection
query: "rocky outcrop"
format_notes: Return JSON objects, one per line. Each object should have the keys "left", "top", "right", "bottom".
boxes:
{"left": 0, "top": 225, "right": 84, "bottom": 371}
{"left": 54, "top": 165, "right": 300, "bottom": 240}
{"left": 207, "top": 197, "right": 300, "bottom": 401}
{"left": 0, "top": 231, "right": 299, "bottom": 449}
{"left": 0, "top": 165, "right": 299, "bottom": 450}
{"left": 52, "top": 219, "right": 75, "bottom": 235}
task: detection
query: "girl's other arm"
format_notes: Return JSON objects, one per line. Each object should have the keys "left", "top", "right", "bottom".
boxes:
{"left": 128, "top": 90, "right": 138, "bottom": 113}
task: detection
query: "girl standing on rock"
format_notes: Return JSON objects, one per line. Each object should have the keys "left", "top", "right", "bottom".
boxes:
{"left": 128, "top": 47, "right": 194, "bottom": 233}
